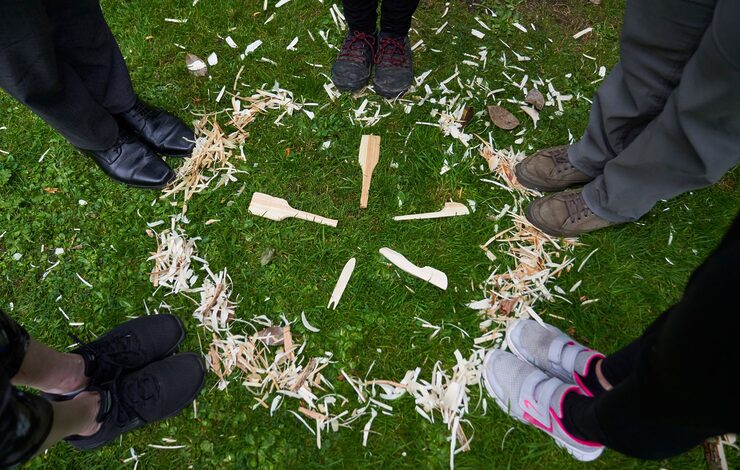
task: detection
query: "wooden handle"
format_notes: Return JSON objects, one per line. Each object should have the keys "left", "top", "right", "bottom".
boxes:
{"left": 360, "top": 174, "right": 372, "bottom": 209}
{"left": 294, "top": 210, "right": 338, "bottom": 228}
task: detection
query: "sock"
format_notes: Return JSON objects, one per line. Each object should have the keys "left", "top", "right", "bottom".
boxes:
{"left": 560, "top": 391, "right": 600, "bottom": 443}
{"left": 575, "top": 355, "right": 606, "bottom": 397}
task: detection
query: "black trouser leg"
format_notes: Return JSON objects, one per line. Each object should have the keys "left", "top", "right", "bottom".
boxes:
{"left": 566, "top": 212, "right": 740, "bottom": 459}
{"left": 380, "top": 0, "right": 420, "bottom": 35}
{"left": 341, "top": 0, "right": 379, "bottom": 34}
{"left": 43, "top": 0, "right": 136, "bottom": 114}
{"left": 0, "top": 0, "right": 120, "bottom": 150}
{"left": 0, "top": 311, "right": 53, "bottom": 468}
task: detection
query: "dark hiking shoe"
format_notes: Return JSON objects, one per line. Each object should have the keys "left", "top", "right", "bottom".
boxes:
{"left": 525, "top": 190, "right": 619, "bottom": 237}
{"left": 372, "top": 32, "right": 413, "bottom": 98}
{"left": 515, "top": 146, "right": 593, "bottom": 192}
{"left": 66, "top": 353, "right": 206, "bottom": 450}
{"left": 332, "top": 30, "right": 376, "bottom": 91}
{"left": 43, "top": 315, "right": 185, "bottom": 401}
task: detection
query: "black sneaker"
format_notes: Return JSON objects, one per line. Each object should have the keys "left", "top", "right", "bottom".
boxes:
{"left": 372, "top": 32, "right": 414, "bottom": 99}
{"left": 43, "top": 315, "right": 185, "bottom": 401}
{"left": 66, "top": 353, "right": 206, "bottom": 450}
{"left": 331, "top": 30, "right": 377, "bottom": 92}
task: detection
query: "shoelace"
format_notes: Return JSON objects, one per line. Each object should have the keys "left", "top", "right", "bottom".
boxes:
{"left": 338, "top": 31, "right": 375, "bottom": 63}
{"left": 550, "top": 151, "right": 573, "bottom": 174}
{"left": 115, "top": 373, "right": 160, "bottom": 426}
{"left": 69, "top": 332, "right": 143, "bottom": 378}
{"left": 564, "top": 194, "right": 592, "bottom": 224}
{"left": 375, "top": 36, "right": 409, "bottom": 68}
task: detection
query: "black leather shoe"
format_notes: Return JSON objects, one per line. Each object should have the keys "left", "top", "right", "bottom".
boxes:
{"left": 116, "top": 99, "right": 195, "bottom": 157}
{"left": 80, "top": 129, "right": 175, "bottom": 189}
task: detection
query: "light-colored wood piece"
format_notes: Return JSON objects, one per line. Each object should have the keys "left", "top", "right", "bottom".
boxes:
{"left": 393, "top": 202, "right": 470, "bottom": 221}
{"left": 358, "top": 135, "right": 381, "bottom": 208}
{"left": 379, "top": 247, "right": 448, "bottom": 290}
{"left": 248, "top": 192, "right": 338, "bottom": 228}
{"left": 327, "top": 257, "right": 356, "bottom": 309}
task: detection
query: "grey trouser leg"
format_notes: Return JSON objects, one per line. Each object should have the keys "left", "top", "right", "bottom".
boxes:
{"left": 568, "top": 0, "right": 740, "bottom": 221}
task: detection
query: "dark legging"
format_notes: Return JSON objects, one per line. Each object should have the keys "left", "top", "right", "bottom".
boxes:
{"left": 564, "top": 211, "right": 740, "bottom": 459}
{"left": 342, "top": 0, "right": 420, "bottom": 35}
{"left": 0, "top": 311, "right": 53, "bottom": 469}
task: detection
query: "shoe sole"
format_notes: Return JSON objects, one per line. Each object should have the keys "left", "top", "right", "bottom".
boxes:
{"left": 482, "top": 351, "right": 603, "bottom": 462}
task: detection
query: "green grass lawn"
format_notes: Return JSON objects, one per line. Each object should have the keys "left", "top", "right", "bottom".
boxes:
{"left": 1, "top": 0, "right": 739, "bottom": 468}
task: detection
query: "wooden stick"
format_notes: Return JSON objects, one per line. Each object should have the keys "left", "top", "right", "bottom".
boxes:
{"left": 358, "top": 135, "right": 380, "bottom": 209}
{"left": 393, "top": 202, "right": 470, "bottom": 221}
{"left": 248, "top": 192, "right": 338, "bottom": 227}
{"left": 704, "top": 437, "right": 728, "bottom": 470}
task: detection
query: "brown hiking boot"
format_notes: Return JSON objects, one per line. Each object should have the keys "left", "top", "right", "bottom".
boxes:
{"left": 515, "top": 146, "right": 593, "bottom": 192}
{"left": 525, "top": 190, "right": 620, "bottom": 237}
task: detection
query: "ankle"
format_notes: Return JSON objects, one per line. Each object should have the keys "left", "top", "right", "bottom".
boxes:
{"left": 595, "top": 360, "right": 613, "bottom": 391}
{"left": 73, "top": 391, "right": 102, "bottom": 437}
{"left": 48, "top": 353, "right": 89, "bottom": 395}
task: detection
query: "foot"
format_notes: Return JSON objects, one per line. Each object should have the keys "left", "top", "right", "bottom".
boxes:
{"left": 506, "top": 320, "right": 603, "bottom": 395}
{"left": 116, "top": 99, "right": 195, "bottom": 157}
{"left": 525, "top": 190, "right": 619, "bottom": 237}
{"left": 81, "top": 129, "right": 174, "bottom": 189}
{"left": 331, "top": 30, "right": 376, "bottom": 92}
{"left": 43, "top": 315, "right": 185, "bottom": 401}
{"left": 372, "top": 32, "right": 413, "bottom": 98}
{"left": 482, "top": 349, "right": 604, "bottom": 462}
{"left": 66, "top": 353, "right": 206, "bottom": 450}
{"left": 515, "top": 146, "right": 593, "bottom": 192}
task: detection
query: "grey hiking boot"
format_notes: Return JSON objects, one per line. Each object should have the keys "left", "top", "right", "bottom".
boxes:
{"left": 526, "top": 190, "right": 619, "bottom": 237}
{"left": 515, "top": 146, "right": 593, "bottom": 192}
{"left": 372, "top": 32, "right": 413, "bottom": 98}
{"left": 332, "top": 31, "right": 377, "bottom": 92}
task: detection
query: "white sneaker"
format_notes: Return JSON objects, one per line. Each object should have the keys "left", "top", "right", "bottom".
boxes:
{"left": 483, "top": 349, "right": 605, "bottom": 462}
{"left": 506, "top": 319, "right": 603, "bottom": 395}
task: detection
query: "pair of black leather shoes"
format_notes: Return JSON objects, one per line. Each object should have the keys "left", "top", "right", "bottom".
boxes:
{"left": 81, "top": 99, "right": 196, "bottom": 189}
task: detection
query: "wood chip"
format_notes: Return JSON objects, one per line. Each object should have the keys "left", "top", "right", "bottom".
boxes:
{"left": 525, "top": 88, "right": 545, "bottom": 110}
{"left": 185, "top": 53, "right": 207, "bottom": 76}
{"left": 487, "top": 105, "right": 519, "bottom": 130}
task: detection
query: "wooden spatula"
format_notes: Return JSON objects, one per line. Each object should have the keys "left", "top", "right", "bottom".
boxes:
{"left": 358, "top": 135, "right": 381, "bottom": 209}
{"left": 393, "top": 202, "right": 470, "bottom": 221}
{"left": 379, "top": 247, "right": 448, "bottom": 290}
{"left": 248, "top": 192, "right": 338, "bottom": 228}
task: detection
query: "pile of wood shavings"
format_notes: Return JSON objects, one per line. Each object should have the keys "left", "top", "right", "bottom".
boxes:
{"left": 147, "top": 219, "right": 203, "bottom": 293}
{"left": 162, "top": 116, "right": 245, "bottom": 209}
{"left": 163, "top": 86, "right": 307, "bottom": 211}
{"left": 470, "top": 145, "right": 581, "bottom": 346}
{"left": 192, "top": 268, "right": 237, "bottom": 332}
